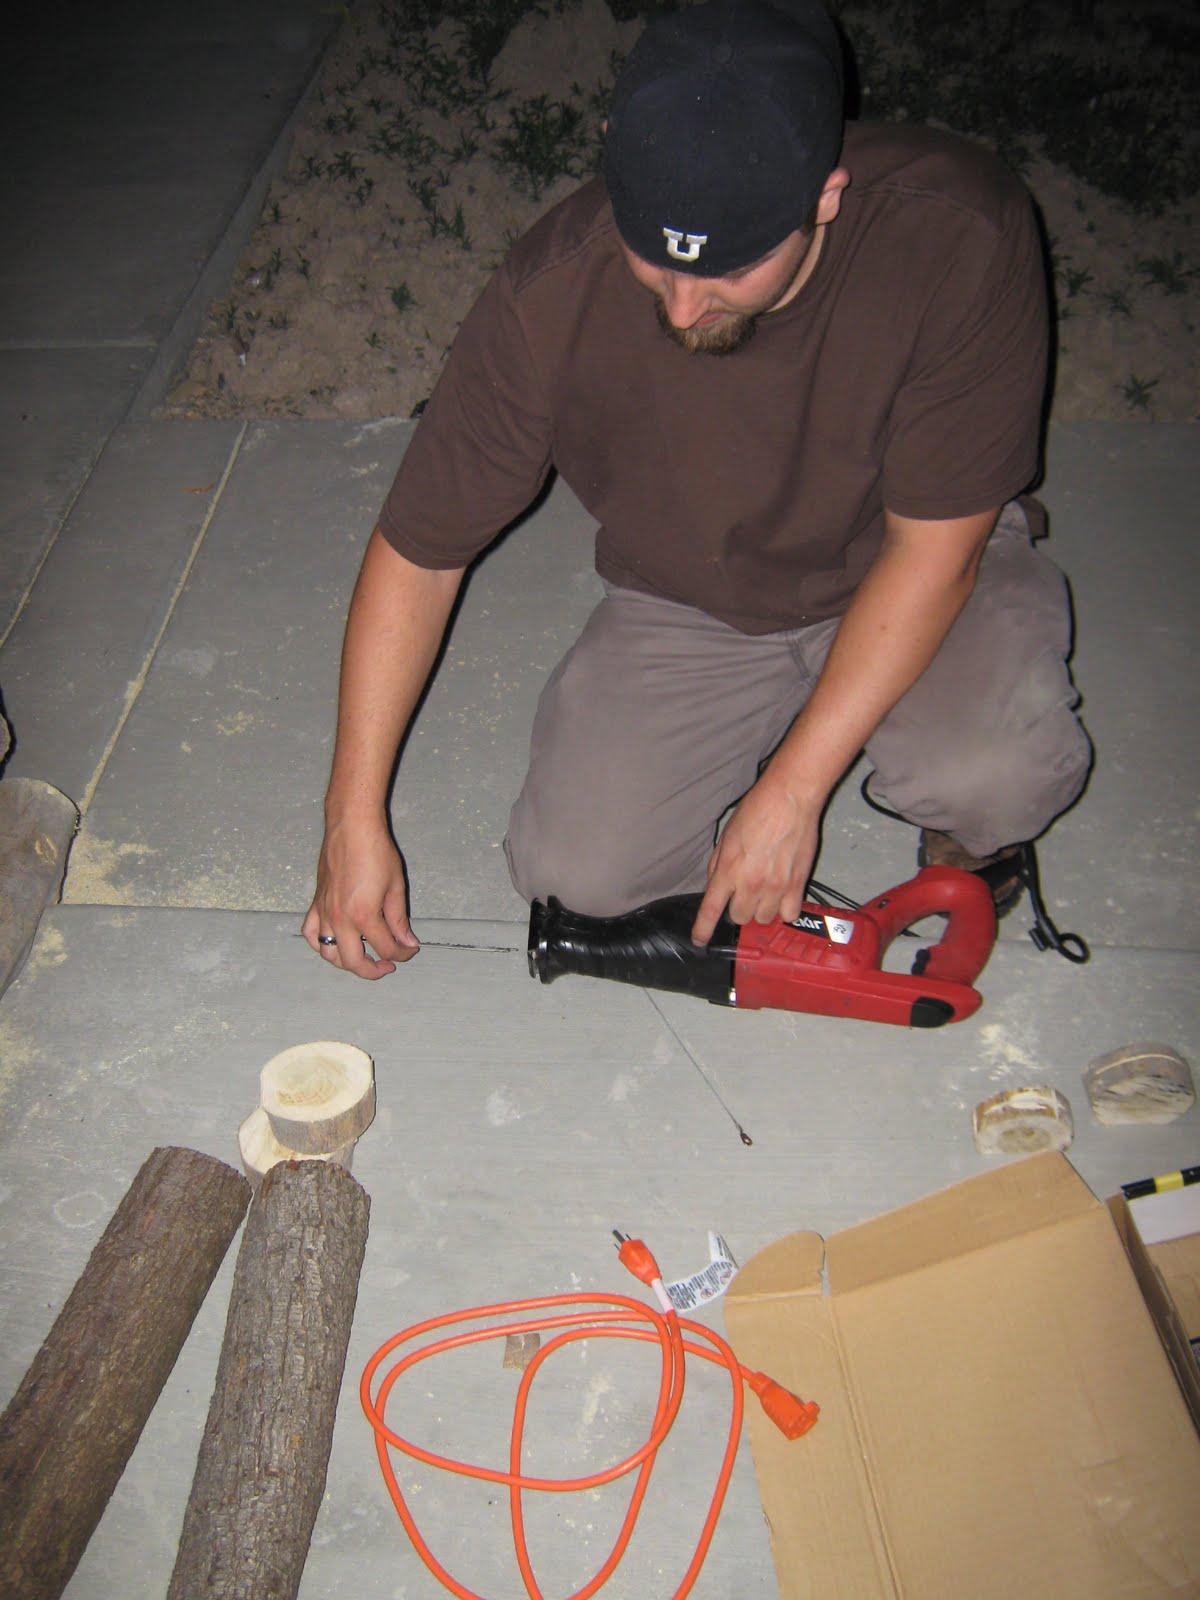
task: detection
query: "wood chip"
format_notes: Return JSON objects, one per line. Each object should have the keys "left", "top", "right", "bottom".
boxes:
{"left": 973, "top": 1086, "right": 1074, "bottom": 1156}
{"left": 502, "top": 1332, "right": 541, "bottom": 1371}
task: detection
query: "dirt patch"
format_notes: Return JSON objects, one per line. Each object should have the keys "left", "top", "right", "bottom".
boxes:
{"left": 161, "top": 0, "right": 1198, "bottom": 424}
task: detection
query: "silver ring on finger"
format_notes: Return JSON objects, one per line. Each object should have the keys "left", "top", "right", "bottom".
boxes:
{"left": 318, "top": 934, "right": 337, "bottom": 947}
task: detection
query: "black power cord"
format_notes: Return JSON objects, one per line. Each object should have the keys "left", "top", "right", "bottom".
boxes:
{"left": 853, "top": 775, "right": 1090, "bottom": 965}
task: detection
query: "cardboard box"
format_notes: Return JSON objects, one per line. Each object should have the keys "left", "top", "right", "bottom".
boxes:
{"left": 1149, "top": 1234, "right": 1200, "bottom": 1346}
{"left": 724, "top": 1153, "right": 1200, "bottom": 1598}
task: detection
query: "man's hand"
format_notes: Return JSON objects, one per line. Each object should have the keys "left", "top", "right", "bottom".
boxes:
{"left": 302, "top": 813, "right": 419, "bottom": 979}
{"left": 688, "top": 506, "right": 999, "bottom": 948}
{"left": 691, "top": 770, "right": 820, "bottom": 945}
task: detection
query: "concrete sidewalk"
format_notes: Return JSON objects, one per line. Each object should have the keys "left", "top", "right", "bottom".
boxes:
{"left": 0, "top": 7, "right": 1197, "bottom": 1598}
{"left": 0, "top": 0, "right": 337, "bottom": 638}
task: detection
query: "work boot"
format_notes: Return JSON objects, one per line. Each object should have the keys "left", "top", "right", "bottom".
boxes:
{"left": 918, "top": 830, "right": 1026, "bottom": 917}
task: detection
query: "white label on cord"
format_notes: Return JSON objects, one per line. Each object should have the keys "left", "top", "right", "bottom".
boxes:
{"left": 663, "top": 1233, "right": 739, "bottom": 1312}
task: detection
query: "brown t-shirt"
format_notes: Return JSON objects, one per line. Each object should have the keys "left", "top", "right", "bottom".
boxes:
{"left": 379, "top": 122, "right": 1048, "bottom": 634}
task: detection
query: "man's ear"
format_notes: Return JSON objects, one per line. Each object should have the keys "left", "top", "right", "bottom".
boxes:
{"left": 815, "top": 167, "right": 850, "bottom": 226}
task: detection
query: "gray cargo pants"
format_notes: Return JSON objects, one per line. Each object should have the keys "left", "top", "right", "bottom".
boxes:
{"left": 505, "top": 502, "right": 1092, "bottom": 917}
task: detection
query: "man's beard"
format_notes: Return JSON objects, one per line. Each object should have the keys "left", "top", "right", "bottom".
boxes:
{"left": 654, "top": 298, "right": 760, "bottom": 356}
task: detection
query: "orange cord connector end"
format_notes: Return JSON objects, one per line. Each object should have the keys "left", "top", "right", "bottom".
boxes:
{"left": 613, "top": 1230, "right": 663, "bottom": 1287}
{"left": 745, "top": 1371, "right": 820, "bottom": 1439}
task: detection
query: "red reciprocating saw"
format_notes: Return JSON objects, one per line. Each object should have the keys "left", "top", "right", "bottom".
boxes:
{"left": 528, "top": 866, "right": 997, "bottom": 1027}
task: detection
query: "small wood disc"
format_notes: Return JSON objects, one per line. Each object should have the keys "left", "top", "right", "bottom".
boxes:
{"left": 237, "top": 1108, "right": 356, "bottom": 1188}
{"left": 1082, "top": 1043, "right": 1194, "bottom": 1125}
{"left": 260, "top": 1040, "right": 375, "bottom": 1154}
{"left": 972, "top": 1085, "right": 1074, "bottom": 1156}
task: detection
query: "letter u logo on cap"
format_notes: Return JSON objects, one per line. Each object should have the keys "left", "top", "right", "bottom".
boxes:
{"left": 663, "top": 227, "right": 708, "bottom": 262}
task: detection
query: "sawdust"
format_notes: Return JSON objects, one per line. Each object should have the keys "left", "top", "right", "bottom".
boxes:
{"left": 161, "top": 0, "right": 1197, "bottom": 424}
{"left": 215, "top": 709, "right": 257, "bottom": 737}
{"left": 0, "top": 1017, "right": 36, "bottom": 1121}
{"left": 977, "top": 1021, "right": 1044, "bottom": 1082}
{"left": 22, "top": 923, "right": 68, "bottom": 975}
{"left": 485, "top": 1085, "right": 532, "bottom": 1125}
{"left": 61, "top": 833, "right": 158, "bottom": 906}
{"left": 170, "top": 868, "right": 307, "bottom": 913}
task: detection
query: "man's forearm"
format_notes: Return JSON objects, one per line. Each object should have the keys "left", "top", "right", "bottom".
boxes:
{"left": 768, "top": 509, "right": 997, "bottom": 805}
{"left": 325, "top": 527, "right": 465, "bottom": 820}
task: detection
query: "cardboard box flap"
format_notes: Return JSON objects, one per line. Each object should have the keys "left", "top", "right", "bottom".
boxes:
{"left": 725, "top": 1229, "right": 825, "bottom": 1303}
{"left": 726, "top": 1233, "right": 899, "bottom": 1597}
{"left": 827, "top": 1150, "right": 1096, "bottom": 1294}
{"left": 1149, "top": 1233, "right": 1200, "bottom": 1340}
{"left": 828, "top": 1203, "right": 1200, "bottom": 1596}
{"left": 1109, "top": 1198, "right": 1200, "bottom": 1429}
{"left": 726, "top": 1158, "right": 1200, "bottom": 1599}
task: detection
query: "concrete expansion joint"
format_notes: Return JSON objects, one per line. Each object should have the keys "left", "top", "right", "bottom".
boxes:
{"left": 77, "top": 422, "right": 249, "bottom": 818}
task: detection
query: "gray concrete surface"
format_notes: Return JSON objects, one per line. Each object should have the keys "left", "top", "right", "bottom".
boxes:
{"left": 0, "top": 0, "right": 336, "bottom": 634}
{"left": 2, "top": 906, "right": 1196, "bottom": 1597}
{"left": 1, "top": 421, "right": 243, "bottom": 801}
{"left": 0, "top": 6, "right": 1197, "bottom": 1598}
{"left": 0, "top": 347, "right": 150, "bottom": 638}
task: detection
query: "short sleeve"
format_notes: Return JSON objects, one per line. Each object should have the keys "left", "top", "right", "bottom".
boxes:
{"left": 882, "top": 191, "right": 1048, "bottom": 520}
{"left": 378, "top": 263, "right": 553, "bottom": 567}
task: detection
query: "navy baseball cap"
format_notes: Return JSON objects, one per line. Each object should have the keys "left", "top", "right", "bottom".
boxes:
{"left": 604, "top": 0, "right": 845, "bottom": 276}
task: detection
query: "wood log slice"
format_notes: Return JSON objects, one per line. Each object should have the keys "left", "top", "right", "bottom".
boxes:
{"left": 0, "top": 1146, "right": 251, "bottom": 1600}
{"left": 167, "top": 1159, "right": 370, "bottom": 1600}
{"left": 972, "top": 1085, "right": 1074, "bottom": 1155}
{"left": 259, "top": 1040, "right": 375, "bottom": 1154}
{"left": 237, "top": 1107, "right": 355, "bottom": 1188}
{"left": 1083, "top": 1042, "right": 1195, "bottom": 1125}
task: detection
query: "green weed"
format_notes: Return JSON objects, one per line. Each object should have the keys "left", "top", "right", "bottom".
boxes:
{"left": 495, "top": 94, "right": 598, "bottom": 200}
{"left": 406, "top": 34, "right": 490, "bottom": 117}
{"left": 370, "top": 116, "right": 440, "bottom": 166}
{"left": 408, "top": 177, "right": 473, "bottom": 249}
{"left": 1136, "top": 251, "right": 1197, "bottom": 295}
{"left": 832, "top": 0, "right": 1200, "bottom": 214}
{"left": 390, "top": 282, "right": 416, "bottom": 313}
{"left": 445, "top": 129, "right": 481, "bottom": 165}
{"left": 249, "top": 246, "right": 283, "bottom": 291}
{"left": 330, "top": 150, "right": 366, "bottom": 184}
{"left": 1119, "top": 373, "right": 1159, "bottom": 412}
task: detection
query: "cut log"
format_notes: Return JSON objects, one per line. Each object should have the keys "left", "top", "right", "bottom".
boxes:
{"left": 259, "top": 1039, "right": 375, "bottom": 1154}
{"left": 167, "top": 1160, "right": 370, "bottom": 1600}
{"left": 0, "top": 776, "right": 80, "bottom": 999}
{"left": 237, "top": 1106, "right": 355, "bottom": 1188}
{"left": 0, "top": 1147, "right": 250, "bottom": 1600}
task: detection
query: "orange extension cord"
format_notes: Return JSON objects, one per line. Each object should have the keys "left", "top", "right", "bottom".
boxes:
{"left": 361, "top": 1233, "right": 819, "bottom": 1600}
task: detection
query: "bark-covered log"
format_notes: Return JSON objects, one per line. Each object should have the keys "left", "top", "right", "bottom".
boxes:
{"left": 0, "top": 1146, "right": 251, "bottom": 1600}
{"left": 0, "top": 776, "right": 79, "bottom": 999}
{"left": 167, "top": 1159, "right": 371, "bottom": 1600}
